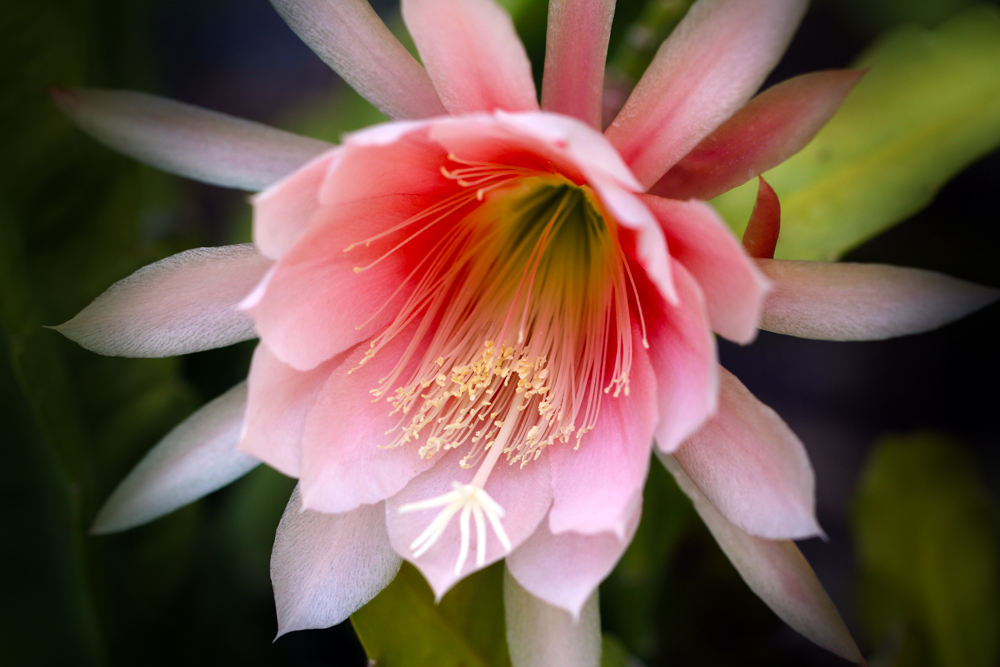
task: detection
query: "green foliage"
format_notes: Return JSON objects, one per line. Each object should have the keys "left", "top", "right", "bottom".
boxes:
{"left": 600, "top": 634, "right": 637, "bottom": 667}
{"left": 712, "top": 5, "right": 1000, "bottom": 260}
{"left": 353, "top": 561, "right": 513, "bottom": 667}
{"left": 853, "top": 433, "right": 1000, "bottom": 667}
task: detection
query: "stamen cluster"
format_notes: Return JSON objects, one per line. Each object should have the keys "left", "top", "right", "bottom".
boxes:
{"left": 385, "top": 340, "right": 554, "bottom": 467}
{"left": 347, "top": 157, "right": 646, "bottom": 473}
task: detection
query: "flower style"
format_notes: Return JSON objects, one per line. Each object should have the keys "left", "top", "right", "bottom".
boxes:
{"left": 53, "top": 0, "right": 997, "bottom": 665}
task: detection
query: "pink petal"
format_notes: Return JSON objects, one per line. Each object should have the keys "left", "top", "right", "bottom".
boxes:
{"left": 742, "top": 176, "right": 782, "bottom": 260}
{"left": 252, "top": 148, "right": 340, "bottom": 260}
{"left": 271, "top": 487, "right": 401, "bottom": 636}
{"left": 401, "top": 0, "right": 539, "bottom": 114}
{"left": 507, "top": 502, "right": 640, "bottom": 618}
{"left": 91, "top": 383, "right": 257, "bottom": 534}
{"left": 428, "top": 113, "right": 679, "bottom": 304}
{"left": 270, "top": 0, "right": 445, "bottom": 120}
{"left": 246, "top": 194, "right": 440, "bottom": 370}
{"left": 53, "top": 88, "right": 330, "bottom": 191}
{"left": 298, "top": 334, "right": 436, "bottom": 513}
{"left": 385, "top": 448, "right": 553, "bottom": 600}
{"left": 504, "top": 566, "right": 601, "bottom": 667}
{"left": 757, "top": 259, "right": 1000, "bottom": 341}
{"left": 541, "top": 0, "right": 616, "bottom": 129}
{"left": 605, "top": 0, "right": 807, "bottom": 189}
{"left": 547, "top": 327, "right": 657, "bottom": 539}
{"left": 642, "top": 260, "right": 719, "bottom": 453}
{"left": 641, "top": 194, "right": 770, "bottom": 344}
{"left": 339, "top": 117, "right": 434, "bottom": 147}
{"left": 430, "top": 113, "right": 647, "bottom": 211}
{"left": 55, "top": 244, "right": 272, "bottom": 357}
{"left": 674, "top": 367, "right": 821, "bottom": 540}
{"left": 651, "top": 69, "right": 864, "bottom": 200}
{"left": 319, "top": 130, "right": 451, "bottom": 205}
{"left": 239, "top": 343, "right": 343, "bottom": 478}
{"left": 659, "top": 453, "right": 865, "bottom": 664}
{"left": 425, "top": 116, "right": 580, "bottom": 182}
{"left": 588, "top": 175, "right": 678, "bottom": 305}
{"left": 253, "top": 128, "right": 453, "bottom": 262}
{"left": 490, "top": 112, "right": 641, "bottom": 190}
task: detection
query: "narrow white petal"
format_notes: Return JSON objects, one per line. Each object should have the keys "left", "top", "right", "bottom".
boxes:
{"left": 674, "top": 367, "right": 821, "bottom": 540}
{"left": 54, "top": 89, "right": 331, "bottom": 190}
{"left": 504, "top": 565, "right": 601, "bottom": 667}
{"left": 55, "top": 244, "right": 272, "bottom": 357}
{"left": 91, "top": 382, "right": 257, "bottom": 534}
{"left": 757, "top": 259, "right": 999, "bottom": 341}
{"left": 658, "top": 453, "right": 865, "bottom": 664}
{"left": 270, "top": 0, "right": 445, "bottom": 120}
{"left": 271, "top": 488, "right": 401, "bottom": 636}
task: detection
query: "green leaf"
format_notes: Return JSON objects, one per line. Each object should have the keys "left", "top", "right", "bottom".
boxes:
{"left": 853, "top": 433, "right": 1000, "bottom": 667}
{"left": 495, "top": 0, "right": 538, "bottom": 20}
{"left": 712, "top": 5, "right": 1000, "bottom": 260}
{"left": 601, "top": 634, "right": 640, "bottom": 667}
{"left": 353, "top": 561, "right": 513, "bottom": 667}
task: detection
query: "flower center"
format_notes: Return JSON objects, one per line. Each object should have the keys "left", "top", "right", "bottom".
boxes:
{"left": 347, "top": 156, "right": 647, "bottom": 571}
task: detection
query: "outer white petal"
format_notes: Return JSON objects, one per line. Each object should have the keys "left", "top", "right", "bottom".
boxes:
{"left": 54, "top": 89, "right": 331, "bottom": 191}
{"left": 674, "top": 367, "right": 821, "bottom": 540}
{"left": 658, "top": 453, "right": 865, "bottom": 665}
{"left": 91, "top": 382, "right": 257, "bottom": 534}
{"left": 269, "top": 0, "right": 445, "bottom": 120}
{"left": 757, "top": 259, "right": 999, "bottom": 340}
{"left": 271, "top": 488, "right": 401, "bottom": 636}
{"left": 504, "top": 565, "right": 601, "bottom": 667}
{"left": 55, "top": 245, "right": 272, "bottom": 357}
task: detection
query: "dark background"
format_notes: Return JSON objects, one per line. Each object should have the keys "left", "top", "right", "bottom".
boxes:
{"left": 2, "top": 0, "right": 998, "bottom": 665}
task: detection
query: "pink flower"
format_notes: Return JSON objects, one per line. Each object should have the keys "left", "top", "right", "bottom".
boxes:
{"left": 53, "top": 0, "right": 997, "bottom": 664}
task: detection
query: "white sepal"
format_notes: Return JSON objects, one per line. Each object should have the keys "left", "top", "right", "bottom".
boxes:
{"left": 92, "top": 382, "right": 257, "bottom": 534}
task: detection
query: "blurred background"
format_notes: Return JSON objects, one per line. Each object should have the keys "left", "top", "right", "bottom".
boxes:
{"left": 2, "top": 0, "right": 998, "bottom": 665}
